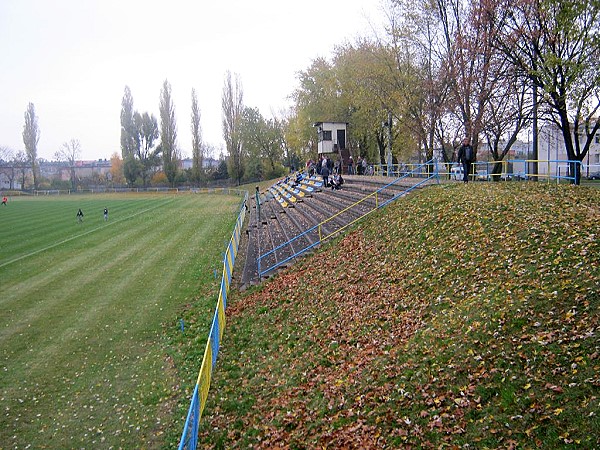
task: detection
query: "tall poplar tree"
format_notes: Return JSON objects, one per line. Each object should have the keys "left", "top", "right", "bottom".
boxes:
{"left": 120, "top": 86, "right": 138, "bottom": 159}
{"left": 222, "top": 71, "right": 244, "bottom": 185}
{"left": 135, "top": 111, "right": 160, "bottom": 187}
{"left": 22, "top": 102, "right": 40, "bottom": 189}
{"left": 190, "top": 88, "right": 203, "bottom": 185}
{"left": 159, "top": 79, "right": 179, "bottom": 185}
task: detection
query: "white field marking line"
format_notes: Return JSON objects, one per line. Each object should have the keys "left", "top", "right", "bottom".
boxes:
{"left": 0, "top": 198, "right": 176, "bottom": 269}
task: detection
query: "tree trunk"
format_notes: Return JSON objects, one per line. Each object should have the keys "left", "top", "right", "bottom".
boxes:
{"left": 556, "top": 97, "right": 580, "bottom": 185}
{"left": 491, "top": 161, "right": 503, "bottom": 182}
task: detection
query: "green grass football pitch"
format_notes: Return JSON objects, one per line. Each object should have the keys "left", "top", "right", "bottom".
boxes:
{"left": 0, "top": 192, "right": 242, "bottom": 448}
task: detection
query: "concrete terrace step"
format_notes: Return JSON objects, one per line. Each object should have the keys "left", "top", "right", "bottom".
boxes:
{"left": 239, "top": 173, "right": 435, "bottom": 286}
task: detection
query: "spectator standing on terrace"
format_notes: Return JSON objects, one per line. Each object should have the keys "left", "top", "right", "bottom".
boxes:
{"left": 356, "top": 156, "right": 363, "bottom": 175}
{"left": 327, "top": 156, "right": 334, "bottom": 173}
{"left": 321, "top": 162, "right": 330, "bottom": 188}
{"left": 317, "top": 155, "right": 323, "bottom": 175}
{"left": 306, "top": 159, "right": 313, "bottom": 175}
{"left": 348, "top": 156, "right": 354, "bottom": 175}
{"left": 457, "top": 137, "right": 474, "bottom": 183}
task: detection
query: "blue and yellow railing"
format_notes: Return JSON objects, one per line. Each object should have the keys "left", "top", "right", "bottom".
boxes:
{"left": 437, "top": 159, "right": 583, "bottom": 183}
{"left": 177, "top": 191, "right": 248, "bottom": 450}
{"left": 257, "top": 160, "right": 439, "bottom": 277}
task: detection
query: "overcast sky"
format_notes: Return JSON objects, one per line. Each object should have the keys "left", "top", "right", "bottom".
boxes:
{"left": 0, "top": 0, "right": 386, "bottom": 161}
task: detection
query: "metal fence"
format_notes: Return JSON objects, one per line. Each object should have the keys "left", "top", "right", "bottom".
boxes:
{"left": 434, "top": 159, "right": 585, "bottom": 183}
{"left": 177, "top": 191, "right": 248, "bottom": 450}
{"left": 31, "top": 187, "right": 248, "bottom": 195}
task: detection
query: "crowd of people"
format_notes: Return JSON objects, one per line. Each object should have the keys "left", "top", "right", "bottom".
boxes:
{"left": 304, "top": 154, "right": 372, "bottom": 189}
{"left": 305, "top": 155, "right": 341, "bottom": 189}
{"left": 272, "top": 153, "right": 382, "bottom": 204}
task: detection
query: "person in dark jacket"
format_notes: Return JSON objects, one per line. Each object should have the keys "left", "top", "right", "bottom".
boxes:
{"left": 321, "top": 164, "right": 330, "bottom": 188}
{"left": 457, "top": 137, "right": 474, "bottom": 183}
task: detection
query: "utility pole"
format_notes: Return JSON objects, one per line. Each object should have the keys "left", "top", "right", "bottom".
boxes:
{"left": 255, "top": 186, "right": 261, "bottom": 225}
{"left": 532, "top": 85, "right": 539, "bottom": 179}
{"left": 386, "top": 111, "right": 393, "bottom": 175}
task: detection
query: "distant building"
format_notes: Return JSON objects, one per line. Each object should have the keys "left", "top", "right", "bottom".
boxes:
{"left": 537, "top": 124, "right": 600, "bottom": 177}
{"left": 476, "top": 124, "right": 600, "bottom": 178}
{"left": 180, "top": 158, "right": 193, "bottom": 170}
{"left": 179, "top": 157, "right": 221, "bottom": 170}
{"left": 39, "top": 161, "right": 64, "bottom": 179}
{"left": 203, "top": 157, "right": 221, "bottom": 169}
{"left": 39, "top": 159, "right": 112, "bottom": 181}
{"left": 74, "top": 159, "right": 112, "bottom": 178}
{"left": 0, "top": 172, "right": 21, "bottom": 190}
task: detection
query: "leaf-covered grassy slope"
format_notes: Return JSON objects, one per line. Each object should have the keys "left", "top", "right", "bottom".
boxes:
{"left": 198, "top": 183, "right": 599, "bottom": 449}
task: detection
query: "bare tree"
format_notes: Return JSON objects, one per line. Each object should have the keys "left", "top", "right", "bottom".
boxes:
{"left": 434, "top": 0, "right": 506, "bottom": 158}
{"left": 482, "top": 66, "right": 533, "bottom": 178}
{"left": 489, "top": 0, "right": 600, "bottom": 183}
{"left": 14, "top": 151, "right": 29, "bottom": 190}
{"left": 0, "top": 145, "right": 12, "bottom": 162}
{"left": 222, "top": 71, "right": 244, "bottom": 185}
{"left": 0, "top": 146, "right": 17, "bottom": 190}
{"left": 385, "top": 0, "right": 452, "bottom": 162}
{"left": 22, "top": 102, "right": 40, "bottom": 189}
{"left": 55, "top": 139, "right": 82, "bottom": 188}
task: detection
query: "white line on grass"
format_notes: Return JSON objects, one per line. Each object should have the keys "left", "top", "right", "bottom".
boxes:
{"left": 0, "top": 198, "right": 175, "bottom": 269}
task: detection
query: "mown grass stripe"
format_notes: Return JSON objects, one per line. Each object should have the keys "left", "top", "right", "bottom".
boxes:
{"left": 0, "top": 197, "right": 175, "bottom": 268}
{"left": 0, "top": 196, "right": 165, "bottom": 258}
{"left": 0, "top": 193, "right": 241, "bottom": 448}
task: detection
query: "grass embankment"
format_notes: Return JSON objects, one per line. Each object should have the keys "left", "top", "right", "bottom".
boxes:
{"left": 0, "top": 193, "right": 241, "bottom": 448}
{"left": 198, "top": 183, "right": 599, "bottom": 449}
